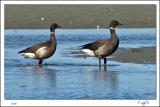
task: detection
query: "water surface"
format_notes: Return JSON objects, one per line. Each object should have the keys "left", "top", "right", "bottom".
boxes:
{"left": 4, "top": 28, "right": 156, "bottom": 99}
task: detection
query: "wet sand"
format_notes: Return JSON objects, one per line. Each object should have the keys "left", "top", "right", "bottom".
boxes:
{"left": 5, "top": 5, "right": 156, "bottom": 29}
{"left": 110, "top": 46, "right": 156, "bottom": 64}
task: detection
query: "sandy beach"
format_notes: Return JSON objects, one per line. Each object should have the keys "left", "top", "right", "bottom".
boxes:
{"left": 5, "top": 5, "right": 156, "bottom": 29}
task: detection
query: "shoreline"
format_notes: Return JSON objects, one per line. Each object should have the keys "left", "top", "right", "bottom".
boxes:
{"left": 110, "top": 46, "right": 156, "bottom": 64}
{"left": 5, "top": 27, "right": 156, "bottom": 30}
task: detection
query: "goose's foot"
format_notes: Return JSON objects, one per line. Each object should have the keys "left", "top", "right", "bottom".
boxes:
{"left": 39, "top": 59, "right": 43, "bottom": 67}
{"left": 104, "top": 65, "right": 107, "bottom": 71}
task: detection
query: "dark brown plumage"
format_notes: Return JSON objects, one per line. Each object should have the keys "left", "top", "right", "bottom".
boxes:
{"left": 18, "top": 23, "right": 61, "bottom": 66}
{"left": 80, "top": 20, "right": 122, "bottom": 69}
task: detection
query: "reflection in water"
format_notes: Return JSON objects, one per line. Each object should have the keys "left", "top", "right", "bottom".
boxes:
{"left": 83, "top": 67, "right": 118, "bottom": 90}
{"left": 22, "top": 65, "right": 56, "bottom": 87}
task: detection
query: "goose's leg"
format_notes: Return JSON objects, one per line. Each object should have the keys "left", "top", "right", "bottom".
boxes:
{"left": 104, "top": 58, "right": 107, "bottom": 65}
{"left": 104, "top": 58, "right": 107, "bottom": 71}
{"left": 39, "top": 59, "right": 43, "bottom": 67}
{"left": 99, "top": 58, "right": 101, "bottom": 71}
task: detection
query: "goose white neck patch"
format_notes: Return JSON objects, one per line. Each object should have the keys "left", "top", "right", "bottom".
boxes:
{"left": 109, "top": 27, "right": 115, "bottom": 30}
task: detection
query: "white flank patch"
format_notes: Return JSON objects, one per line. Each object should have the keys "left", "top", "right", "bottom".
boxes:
{"left": 81, "top": 49, "right": 95, "bottom": 57}
{"left": 20, "top": 53, "right": 36, "bottom": 59}
{"left": 36, "top": 47, "right": 47, "bottom": 59}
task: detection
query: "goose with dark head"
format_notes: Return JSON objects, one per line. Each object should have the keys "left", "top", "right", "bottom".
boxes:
{"left": 80, "top": 20, "right": 122, "bottom": 70}
{"left": 109, "top": 20, "right": 122, "bottom": 28}
{"left": 18, "top": 23, "right": 61, "bottom": 66}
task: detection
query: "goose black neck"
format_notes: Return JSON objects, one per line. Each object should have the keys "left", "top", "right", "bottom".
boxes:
{"left": 50, "top": 32, "right": 56, "bottom": 42}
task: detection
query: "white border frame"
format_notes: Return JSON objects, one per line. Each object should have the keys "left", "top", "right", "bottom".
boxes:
{"left": 1, "top": 1, "right": 159, "bottom": 106}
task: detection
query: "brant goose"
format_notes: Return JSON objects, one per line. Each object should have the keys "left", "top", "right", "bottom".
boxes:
{"left": 80, "top": 20, "right": 122, "bottom": 68}
{"left": 18, "top": 23, "right": 61, "bottom": 66}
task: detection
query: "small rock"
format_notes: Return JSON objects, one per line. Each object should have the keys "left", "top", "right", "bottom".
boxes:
{"left": 131, "top": 49, "right": 140, "bottom": 53}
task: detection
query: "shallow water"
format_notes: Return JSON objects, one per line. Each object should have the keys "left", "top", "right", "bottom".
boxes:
{"left": 4, "top": 28, "right": 156, "bottom": 99}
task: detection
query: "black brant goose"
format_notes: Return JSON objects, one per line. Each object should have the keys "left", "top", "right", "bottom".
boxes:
{"left": 80, "top": 20, "right": 122, "bottom": 68}
{"left": 18, "top": 23, "right": 61, "bottom": 66}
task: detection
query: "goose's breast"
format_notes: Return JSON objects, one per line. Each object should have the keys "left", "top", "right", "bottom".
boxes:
{"left": 95, "top": 44, "right": 117, "bottom": 57}
{"left": 95, "top": 45, "right": 108, "bottom": 56}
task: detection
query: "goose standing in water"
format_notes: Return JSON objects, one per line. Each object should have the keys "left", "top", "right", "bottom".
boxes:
{"left": 80, "top": 20, "right": 122, "bottom": 69}
{"left": 18, "top": 23, "right": 61, "bottom": 66}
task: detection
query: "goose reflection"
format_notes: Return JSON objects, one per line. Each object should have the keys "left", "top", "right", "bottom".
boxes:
{"left": 21, "top": 65, "right": 56, "bottom": 87}
{"left": 83, "top": 67, "right": 118, "bottom": 89}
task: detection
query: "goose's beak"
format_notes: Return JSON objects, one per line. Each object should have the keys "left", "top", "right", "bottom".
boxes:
{"left": 57, "top": 25, "right": 62, "bottom": 28}
{"left": 119, "top": 23, "right": 123, "bottom": 25}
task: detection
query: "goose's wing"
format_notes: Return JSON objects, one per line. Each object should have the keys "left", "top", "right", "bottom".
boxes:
{"left": 18, "top": 41, "right": 50, "bottom": 54}
{"left": 80, "top": 39, "right": 109, "bottom": 51}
